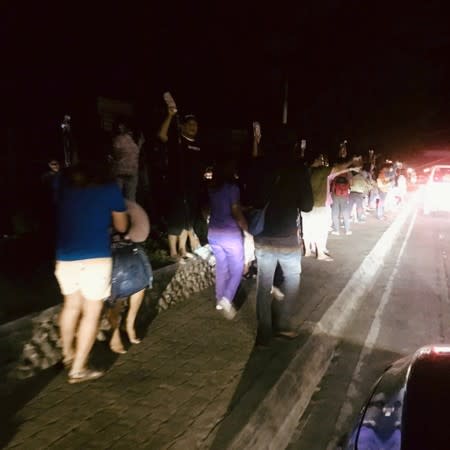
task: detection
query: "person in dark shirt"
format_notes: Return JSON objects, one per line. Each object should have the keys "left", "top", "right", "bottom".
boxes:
{"left": 240, "top": 125, "right": 286, "bottom": 298}
{"left": 158, "top": 107, "right": 205, "bottom": 262}
{"left": 250, "top": 150, "right": 313, "bottom": 347}
{"left": 41, "top": 159, "right": 61, "bottom": 203}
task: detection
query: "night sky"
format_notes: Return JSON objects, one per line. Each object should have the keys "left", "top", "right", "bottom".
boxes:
{"left": 1, "top": 1, "right": 450, "bottom": 161}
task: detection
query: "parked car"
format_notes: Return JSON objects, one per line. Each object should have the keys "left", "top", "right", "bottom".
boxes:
{"left": 342, "top": 345, "right": 450, "bottom": 450}
{"left": 423, "top": 164, "right": 450, "bottom": 215}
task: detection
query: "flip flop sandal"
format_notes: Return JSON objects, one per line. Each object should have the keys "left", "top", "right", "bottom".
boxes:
{"left": 68, "top": 369, "right": 104, "bottom": 384}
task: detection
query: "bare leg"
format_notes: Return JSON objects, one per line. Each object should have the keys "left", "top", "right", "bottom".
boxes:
{"left": 59, "top": 291, "right": 83, "bottom": 364}
{"left": 187, "top": 229, "right": 200, "bottom": 252}
{"left": 126, "top": 290, "right": 145, "bottom": 344}
{"left": 70, "top": 298, "right": 104, "bottom": 374}
{"left": 303, "top": 236, "right": 314, "bottom": 257}
{"left": 178, "top": 229, "right": 188, "bottom": 256}
{"left": 168, "top": 234, "right": 178, "bottom": 258}
{"left": 107, "top": 301, "right": 126, "bottom": 354}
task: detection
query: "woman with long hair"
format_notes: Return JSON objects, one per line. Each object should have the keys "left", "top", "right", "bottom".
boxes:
{"left": 55, "top": 162, "right": 128, "bottom": 383}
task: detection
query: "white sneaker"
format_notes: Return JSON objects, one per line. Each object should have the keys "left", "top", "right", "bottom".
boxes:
{"left": 317, "top": 253, "right": 334, "bottom": 262}
{"left": 331, "top": 231, "right": 340, "bottom": 236}
{"left": 345, "top": 230, "right": 353, "bottom": 236}
{"left": 270, "top": 286, "right": 285, "bottom": 301}
{"left": 218, "top": 298, "right": 236, "bottom": 320}
{"left": 216, "top": 303, "right": 223, "bottom": 310}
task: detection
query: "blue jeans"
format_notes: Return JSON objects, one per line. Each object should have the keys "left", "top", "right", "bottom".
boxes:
{"left": 331, "top": 195, "right": 350, "bottom": 232}
{"left": 349, "top": 192, "right": 365, "bottom": 221}
{"left": 377, "top": 191, "right": 387, "bottom": 219}
{"left": 255, "top": 245, "right": 302, "bottom": 344}
{"left": 208, "top": 230, "right": 244, "bottom": 303}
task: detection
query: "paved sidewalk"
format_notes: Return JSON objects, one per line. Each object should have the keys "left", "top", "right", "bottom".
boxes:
{"left": 0, "top": 210, "right": 398, "bottom": 449}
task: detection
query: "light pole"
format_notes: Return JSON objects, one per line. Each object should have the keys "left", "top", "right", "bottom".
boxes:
{"left": 282, "top": 76, "right": 288, "bottom": 125}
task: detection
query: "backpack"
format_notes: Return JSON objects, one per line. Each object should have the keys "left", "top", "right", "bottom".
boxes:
{"left": 332, "top": 176, "right": 350, "bottom": 197}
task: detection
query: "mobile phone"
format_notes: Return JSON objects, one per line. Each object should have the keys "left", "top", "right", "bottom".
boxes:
{"left": 163, "top": 92, "right": 177, "bottom": 110}
{"left": 253, "top": 121, "right": 261, "bottom": 138}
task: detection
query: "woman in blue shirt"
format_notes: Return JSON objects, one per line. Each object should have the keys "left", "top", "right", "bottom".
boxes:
{"left": 55, "top": 163, "right": 128, "bottom": 384}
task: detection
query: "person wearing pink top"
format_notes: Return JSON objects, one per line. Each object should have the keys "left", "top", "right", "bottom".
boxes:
{"left": 111, "top": 121, "right": 145, "bottom": 201}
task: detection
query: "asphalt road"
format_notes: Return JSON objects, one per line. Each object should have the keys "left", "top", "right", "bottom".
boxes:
{"left": 287, "top": 207, "right": 450, "bottom": 449}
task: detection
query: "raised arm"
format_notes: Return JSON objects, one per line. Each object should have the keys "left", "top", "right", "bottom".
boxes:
{"left": 331, "top": 156, "right": 362, "bottom": 177}
{"left": 157, "top": 107, "right": 177, "bottom": 143}
{"left": 251, "top": 121, "right": 262, "bottom": 158}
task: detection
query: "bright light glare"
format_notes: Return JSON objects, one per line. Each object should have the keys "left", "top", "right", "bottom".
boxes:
{"left": 427, "top": 185, "right": 450, "bottom": 210}
{"left": 416, "top": 345, "right": 450, "bottom": 357}
{"left": 432, "top": 345, "right": 450, "bottom": 354}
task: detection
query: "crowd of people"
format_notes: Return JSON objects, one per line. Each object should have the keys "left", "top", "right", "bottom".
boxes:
{"left": 41, "top": 98, "right": 408, "bottom": 383}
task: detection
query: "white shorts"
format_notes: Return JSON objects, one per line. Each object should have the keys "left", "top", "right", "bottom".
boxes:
{"left": 55, "top": 258, "right": 112, "bottom": 301}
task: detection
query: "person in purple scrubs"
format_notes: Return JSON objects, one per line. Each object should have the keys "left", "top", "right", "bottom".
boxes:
{"left": 207, "top": 158, "right": 248, "bottom": 319}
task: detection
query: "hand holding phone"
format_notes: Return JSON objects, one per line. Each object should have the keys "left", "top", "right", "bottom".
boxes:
{"left": 163, "top": 92, "right": 178, "bottom": 115}
{"left": 253, "top": 121, "right": 261, "bottom": 143}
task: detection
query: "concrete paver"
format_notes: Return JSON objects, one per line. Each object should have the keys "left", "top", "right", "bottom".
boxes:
{"left": 0, "top": 209, "right": 397, "bottom": 449}
{"left": 1, "top": 282, "right": 257, "bottom": 449}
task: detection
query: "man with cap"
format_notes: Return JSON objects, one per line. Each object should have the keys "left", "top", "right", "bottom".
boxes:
{"left": 158, "top": 105, "right": 205, "bottom": 261}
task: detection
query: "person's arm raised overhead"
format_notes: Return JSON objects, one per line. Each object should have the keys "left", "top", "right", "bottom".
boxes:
{"left": 157, "top": 93, "right": 178, "bottom": 143}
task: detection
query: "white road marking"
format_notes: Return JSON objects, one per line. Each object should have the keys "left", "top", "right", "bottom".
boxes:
{"left": 327, "top": 208, "right": 418, "bottom": 449}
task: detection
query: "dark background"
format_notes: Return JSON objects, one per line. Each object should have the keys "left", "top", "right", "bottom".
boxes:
{"left": 1, "top": 1, "right": 449, "bottom": 166}
{"left": 0, "top": 0, "right": 449, "bottom": 316}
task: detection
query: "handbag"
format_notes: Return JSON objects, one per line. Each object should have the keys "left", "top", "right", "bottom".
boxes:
{"left": 107, "top": 239, "right": 153, "bottom": 303}
{"left": 247, "top": 175, "right": 280, "bottom": 236}
{"left": 247, "top": 203, "right": 269, "bottom": 236}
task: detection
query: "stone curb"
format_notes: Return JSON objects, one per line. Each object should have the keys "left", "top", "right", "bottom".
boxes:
{"left": 0, "top": 263, "right": 177, "bottom": 337}
{"left": 226, "top": 199, "right": 417, "bottom": 449}
{"left": 0, "top": 258, "right": 214, "bottom": 380}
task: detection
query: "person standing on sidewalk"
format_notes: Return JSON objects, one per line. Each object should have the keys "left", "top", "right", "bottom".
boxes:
{"left": 349, "top": 167, "right": 371, "bottom": 223}
{"left": 108, "top": 200, "right": 151, "bottom": 353}
{"left": 111, "top": 121, "right": 145, "bottom": 202}
{"left": 55, "top": 162, "right": 128, "bottom": 383}
{"left": 252, "top": 149, "right": 313, "bottom": 347}
{"left": 303, "top": 155, "right": 360, "bottom": 260}
{"left": 158, "top": 105, "right": 205, "bottom": 262}
{"left": 241, "top": 122, "right": 285, "bottom": 300}
{"left": 41, "top": 159, "right": 62, "bottom": 204}
{"left": 207, "top": 157, "right": 248, "bottom": 319}
{"left": 302, "top": 154, "right": 334, "bottom": 261}
{"left": 331, "top": 171, "right": 352, "bottom": 236}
